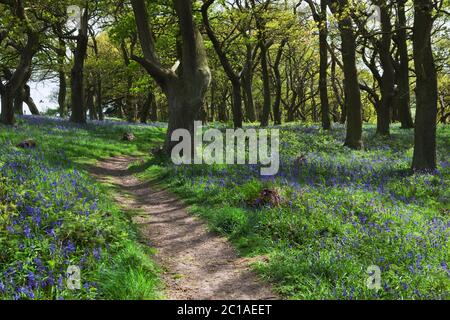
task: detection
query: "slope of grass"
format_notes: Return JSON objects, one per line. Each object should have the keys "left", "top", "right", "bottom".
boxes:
{"left": 136, "top": 123, "right": 450, "bottom": 300}
{"left": 1, "top": 116, "right": 448, "bottom": 300}
{"left": 0, "top": 116, "right": 166, "bottom": 300}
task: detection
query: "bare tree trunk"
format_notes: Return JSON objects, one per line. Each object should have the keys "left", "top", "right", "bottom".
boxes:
{"left": 57, "top": 31, "right": 67, "bottom": 118}
{"left": 14, "top": 85, "right": 24, "bottom": 115}
{"left": 23, "top": 85, "right": 39, "bottom": 115}
{"left": 140, "top": 91, "right": 156, "bottom": 123}
{"left": 376, "top": 1, "right": 395, "bottom": 136}
{"left": 329, "top": 0, "right": 363, "bottom": 149}
{"left": 1, "top": 90, "right": 14, "bottom": 124}
{"left": 70, "top": 7, "right": 89, "bottom": 124}
{"left": 306, "top": 0, "right": 331, "bottom": 129}
{"left": 412, "top": 0, "right": 437, "bottom": 171}
{"left": 319, "top": 0, "right": 331, "bottom": 130}
{"left": 58, "top": 69, "right": 67, "bottom": 117}
{"left": 331, "top": 57, "right": 345, "bottom": 123}
{"left": 242, "top": 44, "right": 257, "bottom": 122}
{"left": 131, "top": 0, "right": 211, "bottom": 154}
{"left": 272, "top": 39, "right": 286, "bottom": 125}
{"left": 395, "top": 0, "right": 414, "bottom": 129}
{"left": 230, "top": 80, "right": 243, "bottom": 127}
{"left": 260, "top": 42, "right": 271, "bottom": 127}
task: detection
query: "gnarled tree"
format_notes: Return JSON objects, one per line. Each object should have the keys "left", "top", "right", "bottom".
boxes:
{"left": 131, "top": 0, "right": 211, "bottom": 153}
{"left": 0, "top": 0, "right": 40, "bottom": 125}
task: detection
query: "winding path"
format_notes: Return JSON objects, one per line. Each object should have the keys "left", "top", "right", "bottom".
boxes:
{"left": 90, "top": 156, "right": 277, "bottom": 300}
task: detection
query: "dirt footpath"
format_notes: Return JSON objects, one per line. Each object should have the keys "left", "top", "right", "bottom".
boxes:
{"left": 91, "top": 156, "right": 278, "bottom": 300}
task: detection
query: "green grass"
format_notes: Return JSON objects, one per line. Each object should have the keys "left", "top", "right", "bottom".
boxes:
{"left": 0, "top": 116, "right": 166, "bottom": 300}
{"left": 1, "top": 116, "right": 448, "bottom": 300}
{"left": 135, "top": 123, "right": 450, "bottom": 300}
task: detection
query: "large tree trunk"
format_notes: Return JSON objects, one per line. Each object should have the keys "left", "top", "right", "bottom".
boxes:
{"left": 0, "top": 30, "right": 39, "bottom": 124}
{"left": 395, "top": 0, "right": 414, "bottom": 129}
{"left": 58, "top": 68, "right": 67, "bottom": 117}
{"left": 131, "top": 0, "right": 211, "bottom": 154}
{"left": 57, "top": 33, "right": 67, "bottom": 118}
{"left": 231, "top": 80, "right": 243, "bottom": 128}
{"left": 70, "top": 7, "right": 89, "bottom": 124}
{"left": 412, "top": 0, "right": 437, "bottom": 171}
{"left": 329, "top": 0, "right": 363, "bottom": 149}
{"left": 14, "top": 85, "right": 24, "bottom": 115}
{"left": 1, "top": 90, "right": 14, "bottom": 124}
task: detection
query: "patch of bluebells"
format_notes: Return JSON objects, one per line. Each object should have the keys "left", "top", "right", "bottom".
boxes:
{"left": 18, "top": 115, "right": 167, "bottom": 130}
{"left": 0, "top": 144, "right": 117, "bottom": 300}
{"left": 166, "top": 124, "right": 450, "bottom": 299}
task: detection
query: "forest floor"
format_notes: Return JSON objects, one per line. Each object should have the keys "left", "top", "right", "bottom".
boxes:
{"left": 91, "top": 155, "right": 277, "bottom": 300}
{"left": 1, "top": 116, "right": 448, "bottom": 300}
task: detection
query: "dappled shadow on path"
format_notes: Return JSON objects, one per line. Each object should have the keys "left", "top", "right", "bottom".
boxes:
{"left": 90, "top": 156, "right": 278, "bottom": 300}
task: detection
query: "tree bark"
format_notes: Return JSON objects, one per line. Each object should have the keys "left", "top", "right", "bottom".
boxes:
{"left": 57, "top": 31, "right": 67, "bottom": 118}
{"left": 376, "top": 1, "right": 395, "bottom": 136}
{"left": 242, "top": 44, "right": 257, "bottom": 122}
{"left": 305, "top": 0, "right": 331, "bottom": 129}
{"left": 70, "top": 7, "right": 89, "bottom": 124}
{"left": 272, "top": 39, "right": 287, "bottom": 125}
{"left": 260, "top": 42, "right": 271, "bottom": 127}
{"left": 131, "top": 0, "right": 211, "bottom": 154}
{"left": 395, "top": 0, "right": 414, "bottom": 129}
{"left": 412, "top": 0, "right": 437, "bottom": 171}
{"left": 58, "top": 68, "right": 67, "bottom": 117}
{"left": 1, "top": 90, "right": 14, "bottom": 124}
{"left": 319, "top": 0, "right": 331, "bottom": 130}
{"left": 329, "top": 0, "right": 363, "bottom": 149}
{"left": 20, "top": 84, "right": 40, "bottom": 115}
{"left": 14, "top": 85, "right": 24, "bottom": 115}
{"left": 140, "top": 91, "right": 156, "bottom": 123}
{"left": 230, "top": 80, "right": 243, "bottom": 127}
